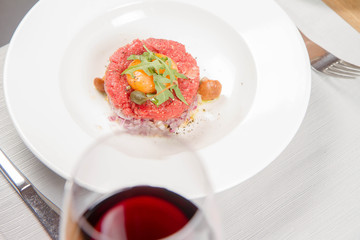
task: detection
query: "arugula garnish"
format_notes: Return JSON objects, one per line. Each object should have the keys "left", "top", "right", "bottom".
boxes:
{"left": 122, "top": 45, "right": 188, "bottom": 106}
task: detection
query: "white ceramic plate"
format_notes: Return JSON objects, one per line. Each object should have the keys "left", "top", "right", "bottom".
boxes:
{"left": 4, "top": 0, "right": 311, "bottom": 192}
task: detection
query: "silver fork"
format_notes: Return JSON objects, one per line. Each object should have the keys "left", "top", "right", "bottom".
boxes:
{"left": 300, "top": 31, "right": 360, "bottom": 79}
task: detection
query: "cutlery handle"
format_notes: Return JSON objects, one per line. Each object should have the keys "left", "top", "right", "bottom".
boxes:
{"left": 0, "top": 149, "right": 60, "bottom": 240}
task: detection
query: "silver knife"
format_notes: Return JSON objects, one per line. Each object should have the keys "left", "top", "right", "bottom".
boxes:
{"left": 0, "top": 149, "right": 61, "bottom": 240}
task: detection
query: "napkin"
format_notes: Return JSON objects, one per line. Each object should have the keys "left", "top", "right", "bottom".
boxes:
{"left": 276, "top": 0, "right": 360, "bottom": 66}
{"left": 322, "top": 0, "right": 360, "bottom": 33}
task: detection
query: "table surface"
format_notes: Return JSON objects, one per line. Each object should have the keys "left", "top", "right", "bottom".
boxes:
{"left": 1, "top": 1, "right": 360, "bottom": 239}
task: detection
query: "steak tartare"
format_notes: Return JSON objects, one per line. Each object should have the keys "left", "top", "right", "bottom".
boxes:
{"left": 105, "top": 38, "right": 200, "bottom": 124}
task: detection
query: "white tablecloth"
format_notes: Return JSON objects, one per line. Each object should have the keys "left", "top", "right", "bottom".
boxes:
{"left": 1, "top": 1, "right": 360, "bottom": 239}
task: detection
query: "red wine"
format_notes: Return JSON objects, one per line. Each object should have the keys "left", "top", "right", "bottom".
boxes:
{"left": 82, "top": 186, "right": 199, "bottom": 240}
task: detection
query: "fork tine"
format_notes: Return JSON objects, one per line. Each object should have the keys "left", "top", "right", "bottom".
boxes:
{"left": 322, "top": 70, "right": 355, "bottom": 79}
{"left": 328, "top": 65, "right": 360, "bottom": 76}
{"left": 339, "top": 60, "right": 360, "bottom": 71}
{"left": 327, "top": 65, "right": 359, "bottom": 76}
{"left": 324, "top": 67, "right": 357, "bottom": 79}
{"left": 331, "top": 63, "right": 360, "bottom": 74}
{"left": 335, "top": 64, "right": 360, "bottom": 73}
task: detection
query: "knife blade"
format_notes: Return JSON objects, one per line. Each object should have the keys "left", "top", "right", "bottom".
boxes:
{"left": 0, "top": 149, "right": 60, "bottom": 240}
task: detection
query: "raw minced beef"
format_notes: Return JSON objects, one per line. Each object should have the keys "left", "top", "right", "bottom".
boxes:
{"left": 104, "top": 38, "right": 200, "bottom": 122}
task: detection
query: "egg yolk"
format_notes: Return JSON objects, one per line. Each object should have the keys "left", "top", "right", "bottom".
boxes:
{"left": 126, "top": 53, "right": 178, "bottom": 94}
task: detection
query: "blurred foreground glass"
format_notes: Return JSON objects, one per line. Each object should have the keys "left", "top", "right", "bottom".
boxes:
{"left": 60, "top": 131, "right": 221, "bottom": 240}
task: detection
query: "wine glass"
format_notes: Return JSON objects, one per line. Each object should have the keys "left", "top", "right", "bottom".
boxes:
{"left": 60, "top": 130, "right": 222, "bottom": 240}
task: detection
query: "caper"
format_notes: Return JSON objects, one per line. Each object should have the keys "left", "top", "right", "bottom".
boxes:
{"left": 130, "top": 90, "right": 148, "bottom": 105}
